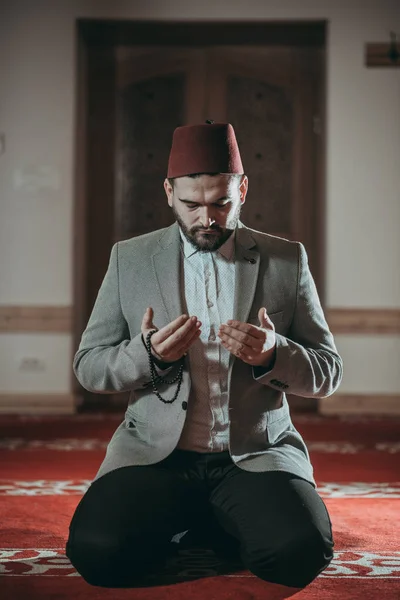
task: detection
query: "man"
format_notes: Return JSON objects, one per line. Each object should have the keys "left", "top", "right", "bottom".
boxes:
{"left": 66, "top": 122, "right": 343, "bottom": 593}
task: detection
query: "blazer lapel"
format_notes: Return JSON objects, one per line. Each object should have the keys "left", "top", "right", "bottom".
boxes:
{"left": 152, "top": 222, "right": 184, "bottom": 323}
{"left": 233, "top": 222, "right": 261, "bottom": 324}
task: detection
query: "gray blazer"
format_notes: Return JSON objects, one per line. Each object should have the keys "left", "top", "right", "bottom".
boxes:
{"left": 74, "top": 221, "right": 343, "bottom": 485}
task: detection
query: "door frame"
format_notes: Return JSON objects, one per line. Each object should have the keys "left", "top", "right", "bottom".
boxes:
{"left": 73, "top": 19, "right": 326, "bottom": 408}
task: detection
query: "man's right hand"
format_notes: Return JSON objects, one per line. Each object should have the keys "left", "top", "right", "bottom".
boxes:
{"left": 141, "top": 307, "right": 202, "bottom": 364}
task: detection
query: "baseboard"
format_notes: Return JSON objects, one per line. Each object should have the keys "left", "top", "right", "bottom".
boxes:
{"left": 0, "top": 394, "right": 78, "bottom": 415}
{"left": 319, "top": 394, "right": 400, "bottom": 416}
{"left": 0, "top": 393, "right": 398, "bottom": 416}
{"left": 287, "top": 395, "right": 318, "bottom": 412}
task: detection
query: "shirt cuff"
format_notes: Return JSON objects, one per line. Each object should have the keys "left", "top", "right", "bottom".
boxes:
{"left": 252, "top": 345, "right": 277, "bottom": 378}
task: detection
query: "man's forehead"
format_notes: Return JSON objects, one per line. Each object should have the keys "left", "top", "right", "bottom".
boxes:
{"left": 175, "top": 174, "right": 232, "bottom": 195}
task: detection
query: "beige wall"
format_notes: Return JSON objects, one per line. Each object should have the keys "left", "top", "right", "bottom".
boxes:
{"left": 0, "top": 0, "right": 399, "bottom": 404}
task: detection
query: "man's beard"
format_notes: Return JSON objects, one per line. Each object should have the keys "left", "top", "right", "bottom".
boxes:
{"left": 172, "top": 203, "right": 242, "bottom": 252}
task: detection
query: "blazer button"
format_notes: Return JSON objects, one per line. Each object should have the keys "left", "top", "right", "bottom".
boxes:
{"left": 182, "top": 401, "right": 188, "bottom": 410}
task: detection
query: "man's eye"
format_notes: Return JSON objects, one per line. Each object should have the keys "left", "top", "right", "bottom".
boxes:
{"left": 185, "top": 203, "right": 227, "bottom": 209}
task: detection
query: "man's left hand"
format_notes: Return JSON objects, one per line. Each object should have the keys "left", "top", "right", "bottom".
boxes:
{"left": 218, "top": 307, "right": 276, "bottom": 367}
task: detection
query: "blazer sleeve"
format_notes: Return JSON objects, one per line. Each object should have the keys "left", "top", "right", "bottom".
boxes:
{"left": 73, "top": 243, "right": 177, "bottom": 394}
{"left": 252, "top": 242, "right": 343, "bottom": 398}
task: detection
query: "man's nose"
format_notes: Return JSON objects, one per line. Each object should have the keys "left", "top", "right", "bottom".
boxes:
{"left": 199, "top": 207, "right": 216, "bottom": 228}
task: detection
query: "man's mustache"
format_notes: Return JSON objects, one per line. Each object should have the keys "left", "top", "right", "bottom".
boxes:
{"left": 193, "top": 227, "right": 222, "bottom": 233}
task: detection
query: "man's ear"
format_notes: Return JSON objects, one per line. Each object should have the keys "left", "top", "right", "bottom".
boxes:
{"left": 239, "top": 175, "right": 248, "bottom": 205}
{"left": 164, "top": 178, "right": 173, "bottom": 207}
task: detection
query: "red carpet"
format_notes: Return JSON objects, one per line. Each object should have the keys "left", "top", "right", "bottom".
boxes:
{"left": 0, "top": 413, "right": 399, "bottom": 599}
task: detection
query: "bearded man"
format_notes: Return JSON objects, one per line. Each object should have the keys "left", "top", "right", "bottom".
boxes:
{"left": 66, "top": 121, "right": 342, "bottom": 593}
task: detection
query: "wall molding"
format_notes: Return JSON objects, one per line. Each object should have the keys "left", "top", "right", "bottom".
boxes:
{"left": 0, "top": 306, "right": 399, "bottom": 334}
{"left": 327, "top": 308, "right": 400, "bottom": 334}
{"left": 319, "top": 394, "right": 400, "bottom": 416}
{"left": 0, "top": 306, "right": 72, "bottom": 333}
{"left": 0, "top": 394, "right": 77, "bottom": 415}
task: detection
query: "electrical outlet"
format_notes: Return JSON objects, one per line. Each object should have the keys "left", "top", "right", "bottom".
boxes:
{"left": 19, "top": 357, "right": 46, "bottom": 372}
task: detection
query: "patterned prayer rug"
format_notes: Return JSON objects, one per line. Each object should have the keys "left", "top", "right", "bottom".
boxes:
{"left": 0, "top": 413, "right": 399, "bottom": 599}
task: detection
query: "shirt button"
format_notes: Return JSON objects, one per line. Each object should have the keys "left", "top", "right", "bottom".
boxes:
{"left": 207, "top": 300, "right": 214, "bottom": 308}
{"left": 209, "top": 331, "right": 216, "bottom": 341}
{"left": 182, "top": 401, "right": 188, "bottom": 410}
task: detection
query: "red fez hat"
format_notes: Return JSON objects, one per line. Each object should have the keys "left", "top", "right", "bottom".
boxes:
{"left": 167, "top": 121, "right": 244, "bottom": 178}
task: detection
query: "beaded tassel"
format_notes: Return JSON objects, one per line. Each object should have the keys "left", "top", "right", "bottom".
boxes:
{"left": 145, "top": 330, "right": 184, "bottom": 404}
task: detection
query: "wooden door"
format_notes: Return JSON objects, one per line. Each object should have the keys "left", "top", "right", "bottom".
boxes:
{"left": 80, "top": 42, "right": 324, "bottom": 409}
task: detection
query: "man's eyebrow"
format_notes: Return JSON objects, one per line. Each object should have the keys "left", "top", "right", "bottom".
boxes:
{"left": 178, "top": 197, "right": 231, "bottom": 204}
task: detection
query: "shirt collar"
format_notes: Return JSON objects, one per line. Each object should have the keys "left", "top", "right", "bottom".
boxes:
{"left": 179, "top": 227, "right": 236, "bottom": 261}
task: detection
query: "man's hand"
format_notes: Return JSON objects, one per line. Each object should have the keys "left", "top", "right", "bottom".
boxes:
{"left": 141, "top": 307, "right": 201, "bottom": 364}
{"left": 218, "top": 307, "right": 276, "bottom": 367}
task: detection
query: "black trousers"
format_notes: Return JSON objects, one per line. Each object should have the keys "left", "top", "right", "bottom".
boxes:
{"left": 66, "top": 449, "right": 334, "bottom": 589}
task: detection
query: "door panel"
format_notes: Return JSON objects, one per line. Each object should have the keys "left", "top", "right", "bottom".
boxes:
{"left": 114, "top": 48, "right": 206, "bottom": 241}
{"left": 226, "top": 73, "right": 294, "bottom": 235}
{"left": 115, "top": 72, "right": 185, "bottom": 239}
{"left": 206, "top": 47, "right": 318, "bottom": 254}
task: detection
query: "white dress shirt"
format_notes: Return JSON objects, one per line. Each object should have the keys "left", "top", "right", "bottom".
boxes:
{"left": 177, "top": 227, "right": 236, "bottom": 452}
